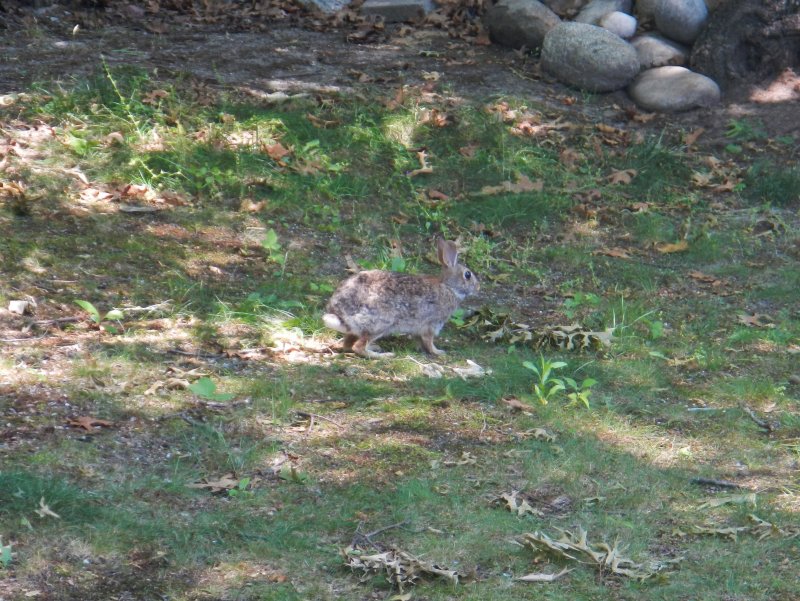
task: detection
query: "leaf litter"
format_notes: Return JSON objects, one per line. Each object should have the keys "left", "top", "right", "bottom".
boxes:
{"left": 343, "top": 545, "right": 461, "bottom": 591}
{"left": 518, "top": 527, "right": 681, "bottom": 581}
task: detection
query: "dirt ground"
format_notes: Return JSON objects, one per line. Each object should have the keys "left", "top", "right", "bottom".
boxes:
{"left": 1, "top": 2, "right": 798, "bottom": 150}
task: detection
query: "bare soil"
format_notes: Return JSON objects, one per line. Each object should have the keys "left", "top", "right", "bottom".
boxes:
{"left": 1, "top": 4, "right": 798, "bottom": 148}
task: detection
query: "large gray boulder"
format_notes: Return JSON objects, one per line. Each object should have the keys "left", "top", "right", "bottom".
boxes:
{"left": 632, "top": 33, "right": 688, "bottom": 68}
{"left": 654, "top": 0, "right": 708, "bottom": 44}
{"left": 574, "top": 0, "right": 632, "bottom": 24}
{"left": 628, "top": 65, "right": 720, "bottom": 111}
{"left": 541, "top": 22, "right": 641, "bottom": 92}
{"left": 484, "top": 0, "right": 561, "bottom": 51}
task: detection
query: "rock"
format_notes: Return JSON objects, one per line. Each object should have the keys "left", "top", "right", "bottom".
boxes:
{"left": 540, "top": 0, "right": 590, "bottom": 17}
{"left": 599, "top": 11, "right": 637, "bottom": 37}
{"left": 541, "top": 22, "right": 640, "bottom": 92}
{"left": 484, "top": 0, "right": 561, "bottom": 51}
{"left": 654, "top": 0, "right": 708, "bottom": 44}
{"left": 574, "top": 0, "right": 632, "bottom": 24}
{"left": 8, "top": 300, "right": 32, "bottom": 315}
{"left": 360, "top": 0, "right": 433, "bottom": 22}
{"left": 628, "top": 65, "right": 720, "bottom": 111}
{"left": 632, "top": 33, "right": 688, "bottom": 68}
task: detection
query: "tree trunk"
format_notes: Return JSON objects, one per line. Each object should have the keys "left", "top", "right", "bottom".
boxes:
{"left": 690, "top": 0, "right": 800, "bottom": 92}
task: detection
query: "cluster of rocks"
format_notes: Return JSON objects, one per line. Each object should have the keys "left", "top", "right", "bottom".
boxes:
{"left": 484, "top": 0, "right": 722, "bottom": 112}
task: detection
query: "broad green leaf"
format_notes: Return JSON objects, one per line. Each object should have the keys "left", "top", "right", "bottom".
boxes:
{"left": 262, "top": 228, "right": 281, "bottom": 252}
{"left": 74, "top": 300, "right": 100, "bottom": 323}
{"left": 105, "top": 309, "right": 124, "bottom": 321}
{"left": 188, "top": 377, "right": 235, "bottom": 402}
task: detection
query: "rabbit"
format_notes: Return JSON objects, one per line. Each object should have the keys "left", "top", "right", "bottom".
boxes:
{"left": 323, "top": 238, "right": 479, "bottom": 358}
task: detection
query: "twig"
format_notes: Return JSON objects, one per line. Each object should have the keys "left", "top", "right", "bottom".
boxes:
{"left": 166, "top": 349, "right": 221, "bottom": 359}
{"left": 33, "top": 316, "right": 82, "bottom": 327}
{"left": 294, "top": 410, "right": 344, "bottom": 429}
{"left": 744, "top": 407, "right": 774, "bottom": 432}
{"left": 691, "top": 477, "right": 747, "bottom": 490}
{"left": 353, "top": 520, "right": 410, "bottom": 547}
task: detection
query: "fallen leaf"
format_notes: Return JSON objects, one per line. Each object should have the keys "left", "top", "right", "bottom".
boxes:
{"left": 458, "top": 144, "right": 478, "bottom": 158}
{"left": 499, "top": 491, "right": 544, "bottom": 517}
{"left": 683, "top": 127, "right": 705, "bottom": 147}
{"left": 477, "top": 174, "right": 543, "bottom": 196}
{"left": 186, "top": 473, "right": 241, "bottom": 493}
{"left": 35, "top": 497, "right": 61, "bottom": 519}
{"left": 306, "top": 113, "right": 340, "bottom": 128}
{"left": 592, "top": 247, "right": 631, "bottom": 259}
{"left": 737, "top": 313, "right": 774, "bottom": 328}
{"left": 452, "top": 359, "right": 489, "bottom": 379}
{"left": 502, "top": 398, "right": 530, "bottom": 412}
{"left": 607, "top": 168, "right": 637, "bottom": 185}
{"left": 67, "top": 416, "right": 115, "bottom": 431}
{"left": 698, "top": 493, "right": 757, "bottom": 510}
{"left": 408, "top": 150, "right": 433, "bottom": 177}
{"left": 264, "top": 142, "right": 291, "bottom": 162}
{"left": 516, "top": 567, "right": 571, "bottom": 582}
{"left": 656, "top": 240, "right": 689, "bottom": 253}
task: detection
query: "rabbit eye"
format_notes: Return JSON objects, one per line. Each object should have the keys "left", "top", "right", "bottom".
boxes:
{"left": 464, "top": 270, "right": 472, "bottom": 280}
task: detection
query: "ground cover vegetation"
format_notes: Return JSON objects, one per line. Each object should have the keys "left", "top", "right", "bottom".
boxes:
{"left": 0, "top": 62, "right": 799, "bottom": 600}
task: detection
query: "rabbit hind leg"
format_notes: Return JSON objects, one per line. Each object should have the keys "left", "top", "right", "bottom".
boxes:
{"left": 353, "top": 335, "right": 394, "bottom": 359}
{"left": 341, "top": 334, "right": 358, "bottom": 351}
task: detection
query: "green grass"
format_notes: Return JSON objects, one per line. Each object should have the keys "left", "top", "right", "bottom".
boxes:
{"left": 0, "top": 66, "right": 799, "bottom": 601}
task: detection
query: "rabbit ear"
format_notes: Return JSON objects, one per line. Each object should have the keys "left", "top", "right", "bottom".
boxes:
{"left": 436, "top": 238, "right": 459, "bottom": 268}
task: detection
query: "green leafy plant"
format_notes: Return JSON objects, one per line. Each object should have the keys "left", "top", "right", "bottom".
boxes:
{"left": 563, "top": 292, "right": 601, "bottom": 320}
{"left": 563, "top": 377, "right": 597, "bottom": 409}
{"left": 227, "top": 476, "right": 252, "bottom": 498}
{"left": 74, "top": 300, "right": 124, "bottom": 334}
{"left": 523, "top": 355, "right": 567, "bottom": 405}
{"left": 262, "top": 228, "right": 288, "bottom": 275}
{"left": 0, "top": 538, "right": 12, "bottom": 569}
{"left": 188, "top": 377, "right": 235, "bottom": 402}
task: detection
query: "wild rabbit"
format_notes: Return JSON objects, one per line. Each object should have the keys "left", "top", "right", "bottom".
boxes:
{"left": 323, "top": 238, "right": 479, "bottom": 358}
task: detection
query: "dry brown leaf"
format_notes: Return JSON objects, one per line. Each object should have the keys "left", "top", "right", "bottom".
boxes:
{"left": 607, "top": 168, "right": 637, "bottom": 185}
{"left": 593, "top": 247, "right": 631, "bottom": 259}
{"left": 408, "top": 150, "right": 433, "bottom": 177}
{"left": 736, "top": 313, "right": 774, "bottom": 328}
{"left": 142, "top": 89, "right": 169, "bottom": 105}
{"left": 656, "top": 240, "right": 689, "bottom": 254}
{"left": 683, "top": 127, "right": 705, "bottom": 147}
{"left": 186, "top": 473, "right": 241, "bottom": 493}
{"left": 306, "top": 113, "right": 340, "bottom": 128}
{"left": 67, "top": 416, "right": 115, "bottom": 431}
{"left": 502, "top": 397, "right": 530, "bottom": 412}
{"left": 691, "top": 171, "right": 714, "bottom": 187}
{"left": 478, "top": 174, "right": 543, "bottom": 196}
{"left": 264, "top": 142, "right": 292, "bottom": 162}
{"left": 459, "top": 144, "right": 479, "bottom": 157}
{"left": 559, "top": 147, "right": 583, "bottom": 170}
{"left": 499, "top": 491, "right": 544, "bottom": 517}
{"left": 426, "top": 189, "right": 450, "bottom": 202}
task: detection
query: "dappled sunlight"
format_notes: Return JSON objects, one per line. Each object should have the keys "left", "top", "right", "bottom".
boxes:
{"left": 749, "top": 68, "right": 800, "bottom": 104}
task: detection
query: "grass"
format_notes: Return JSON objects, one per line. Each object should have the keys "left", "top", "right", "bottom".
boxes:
{"left": 0, "top": 64, "right": 799, "bottom": 601}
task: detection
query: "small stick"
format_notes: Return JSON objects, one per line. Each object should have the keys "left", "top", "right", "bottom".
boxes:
{"left": 363, "top": 520, "right": 408, "bottom": 539}
{"left": 744, "top": 407, "right": 773, "bottom": 432}
{"left": 691, "top": 477, "right": 746, "bottom": 490}
{"left": 294, "top": 411, "right": 344, "bottom": 429}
